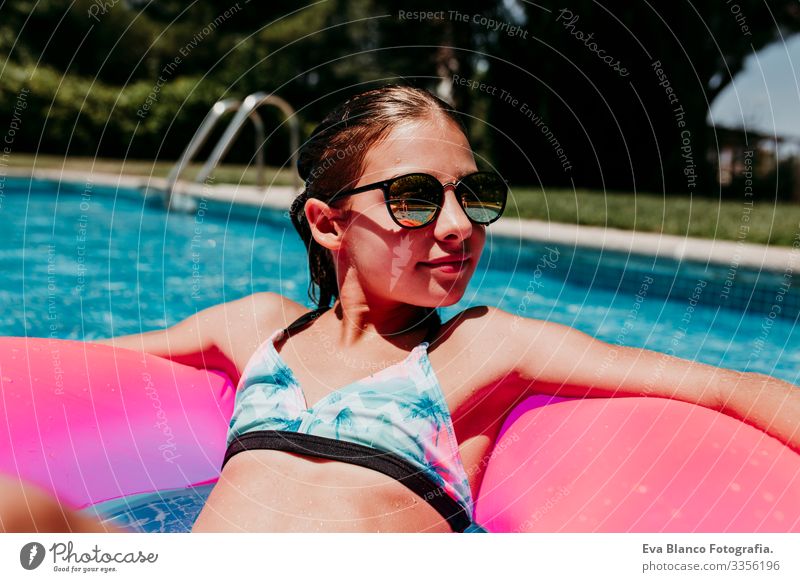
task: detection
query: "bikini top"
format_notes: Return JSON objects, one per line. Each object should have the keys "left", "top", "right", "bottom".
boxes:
{"left": 223, "top": 306, "right": 476, "bottom": 532}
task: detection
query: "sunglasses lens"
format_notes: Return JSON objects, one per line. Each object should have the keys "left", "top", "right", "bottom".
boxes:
{"left": 387, "top": 175, "right": 441, "bottom": 227}
{"left": 457, "top": 173, "right": 507, "bottom": 224}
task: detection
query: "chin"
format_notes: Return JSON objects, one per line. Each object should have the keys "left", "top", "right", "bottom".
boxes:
{"left": 395, "top": 288, "right": 463, "bottom": 309}
{"left": 422, "top": 286, "right": 468, "bottom": 308}
{"left": 437, "top": 295, "right": 465, "bottom": 308}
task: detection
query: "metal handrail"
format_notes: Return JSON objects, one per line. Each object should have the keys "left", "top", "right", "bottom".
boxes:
{"left": 163, "top": 98, "right": 266, "bottom": 208}
{"left": 194, "top": 92, "right": 301, "bottom": 194}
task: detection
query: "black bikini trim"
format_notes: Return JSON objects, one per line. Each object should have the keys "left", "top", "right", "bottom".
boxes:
{"left": 222, "top": 430, "right": 472, "bottom": 533}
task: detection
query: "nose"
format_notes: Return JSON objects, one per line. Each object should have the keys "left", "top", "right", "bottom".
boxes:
{"left": 432, "top": 184, "right": 473, "bottom": 242}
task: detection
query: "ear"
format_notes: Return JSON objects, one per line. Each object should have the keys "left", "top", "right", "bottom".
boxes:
{"left": 304, "top": 198, "right": 348, "bottom": 251}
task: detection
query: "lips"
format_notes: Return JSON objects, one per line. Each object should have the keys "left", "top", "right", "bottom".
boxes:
{"left": 421, "top": 255, "right": 471, "bottom": 266}
{"left": 419, "top": 255, "right": 471, "bottom": 274}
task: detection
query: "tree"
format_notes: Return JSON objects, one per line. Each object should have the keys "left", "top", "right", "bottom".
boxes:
{"left": 482, "top": 1, "right": 800, "bottom": 194}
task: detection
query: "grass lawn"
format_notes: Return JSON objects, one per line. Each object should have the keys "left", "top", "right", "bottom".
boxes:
{"left": 9, "top": 154, "right": 298, "bottom": 188}
{"left": 9, "top": 155, "right": 800, "bottom": 246}
{"left": 503, "top": 187, "right": 800, "bottom": 246}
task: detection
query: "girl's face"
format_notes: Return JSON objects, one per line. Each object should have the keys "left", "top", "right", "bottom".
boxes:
{"left": 311, "top": 116, "right": 486, "bottom": 308}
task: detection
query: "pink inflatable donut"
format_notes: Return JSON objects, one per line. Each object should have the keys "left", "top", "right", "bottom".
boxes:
{"left": 475, "top": 395, "right": 800, "bottom": 532}
{"left": 1, "top": 337, "right": 798, "bottom": 531}
{"left": 0, "top": 337, "right": 235, "bottom": 509}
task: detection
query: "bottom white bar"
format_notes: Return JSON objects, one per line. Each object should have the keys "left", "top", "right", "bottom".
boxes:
{"left": 1, "top": 533, "right": 798, "bottom": 581}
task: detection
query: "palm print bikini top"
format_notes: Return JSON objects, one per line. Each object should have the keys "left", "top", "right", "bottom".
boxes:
{"left": 223, "top": 306, "right": 477, "bottom": 532}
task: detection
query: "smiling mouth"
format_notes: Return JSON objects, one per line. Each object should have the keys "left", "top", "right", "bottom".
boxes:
{"left": 419, "top": 257, "right": 470, "bottom": 272}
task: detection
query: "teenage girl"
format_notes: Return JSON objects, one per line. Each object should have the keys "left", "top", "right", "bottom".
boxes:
{"left": 3, "top": 85, "right": 798, "bottom": 532}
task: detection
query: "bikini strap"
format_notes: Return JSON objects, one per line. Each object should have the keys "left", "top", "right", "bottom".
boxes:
{"left": 282, "top": 305, "right": 441, "bottom": 344}
{"left": 282, "top": 306, "right": 331, "bottom": 337}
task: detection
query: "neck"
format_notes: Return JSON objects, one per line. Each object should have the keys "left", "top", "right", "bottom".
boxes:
{"left": 325, "top": 298, "right": 435, "bottom": 349}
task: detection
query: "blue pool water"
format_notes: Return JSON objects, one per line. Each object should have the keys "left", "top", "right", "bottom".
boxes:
{"left": 2, "top": 176, "right": 798, "bottom": 531}
{"left": 2, "top": 177, "right": 797, "bottom": 380}
{"left": 80, "top": 484, "right": 216, "bottom": 533}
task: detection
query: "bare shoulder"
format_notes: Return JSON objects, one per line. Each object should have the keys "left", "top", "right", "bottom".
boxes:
{"left": 437, "top": 306, "right": 576, "bottom": 370}
{"left": 261, "top": 292, "right": 312, "bottom": 329}
{"left": 216, "top": 292, "right": 308, "bottom": 328}
{"left": 439, "top": 305, "right": 539, "bottom": 342}
{"left": 436, "top": 305, "right": 518, "bottom": 356}
{"left": 447, "top": 306, "right": 625, "bottom": 386}
{"left": 430, "top": 306, "right": 545, "bottom": 405}
{"left": 208, "top": 292, "right": 309, "bottom": 366}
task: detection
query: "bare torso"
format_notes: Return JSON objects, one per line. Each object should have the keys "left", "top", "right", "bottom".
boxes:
{"left": 192, "top": 298, "right": 527, "bottom": 532}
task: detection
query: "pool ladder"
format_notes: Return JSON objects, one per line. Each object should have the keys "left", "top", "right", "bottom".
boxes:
{"left": 163, "top": 92, "right": 300, "bottom": 209}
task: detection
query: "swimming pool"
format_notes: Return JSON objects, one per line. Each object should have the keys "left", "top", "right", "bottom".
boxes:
{"left": 2, "top": 175, "right": 798, "bottom": 532}
{"left": 2, "top": 176, "right": 797, "bottom": 382}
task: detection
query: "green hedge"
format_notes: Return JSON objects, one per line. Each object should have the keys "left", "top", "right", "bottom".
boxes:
{"left": 0, "top": 62, "right": 249, "bottom": 160}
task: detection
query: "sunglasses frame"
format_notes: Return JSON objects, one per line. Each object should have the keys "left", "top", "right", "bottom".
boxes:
{"left": 326, "top": 171, "right": 508, "bottom": 229}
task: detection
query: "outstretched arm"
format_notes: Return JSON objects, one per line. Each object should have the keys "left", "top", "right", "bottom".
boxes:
{"left": 496, "top": 308, "right": 800, "bottom": 452}
{"left": 94, "top": 292, "right": 281, "bottom": 384}
{"left": 95, "top": 304, "right": 235, "bottom": 379}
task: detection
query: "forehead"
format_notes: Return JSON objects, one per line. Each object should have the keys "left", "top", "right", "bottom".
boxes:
{"left": 359, "top": 117, "right": 477, "bottom": 182}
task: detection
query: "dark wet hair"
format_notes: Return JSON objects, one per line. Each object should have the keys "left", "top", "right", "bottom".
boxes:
{"left": 290, "top": 84, "right": 469, "bottom": 316}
